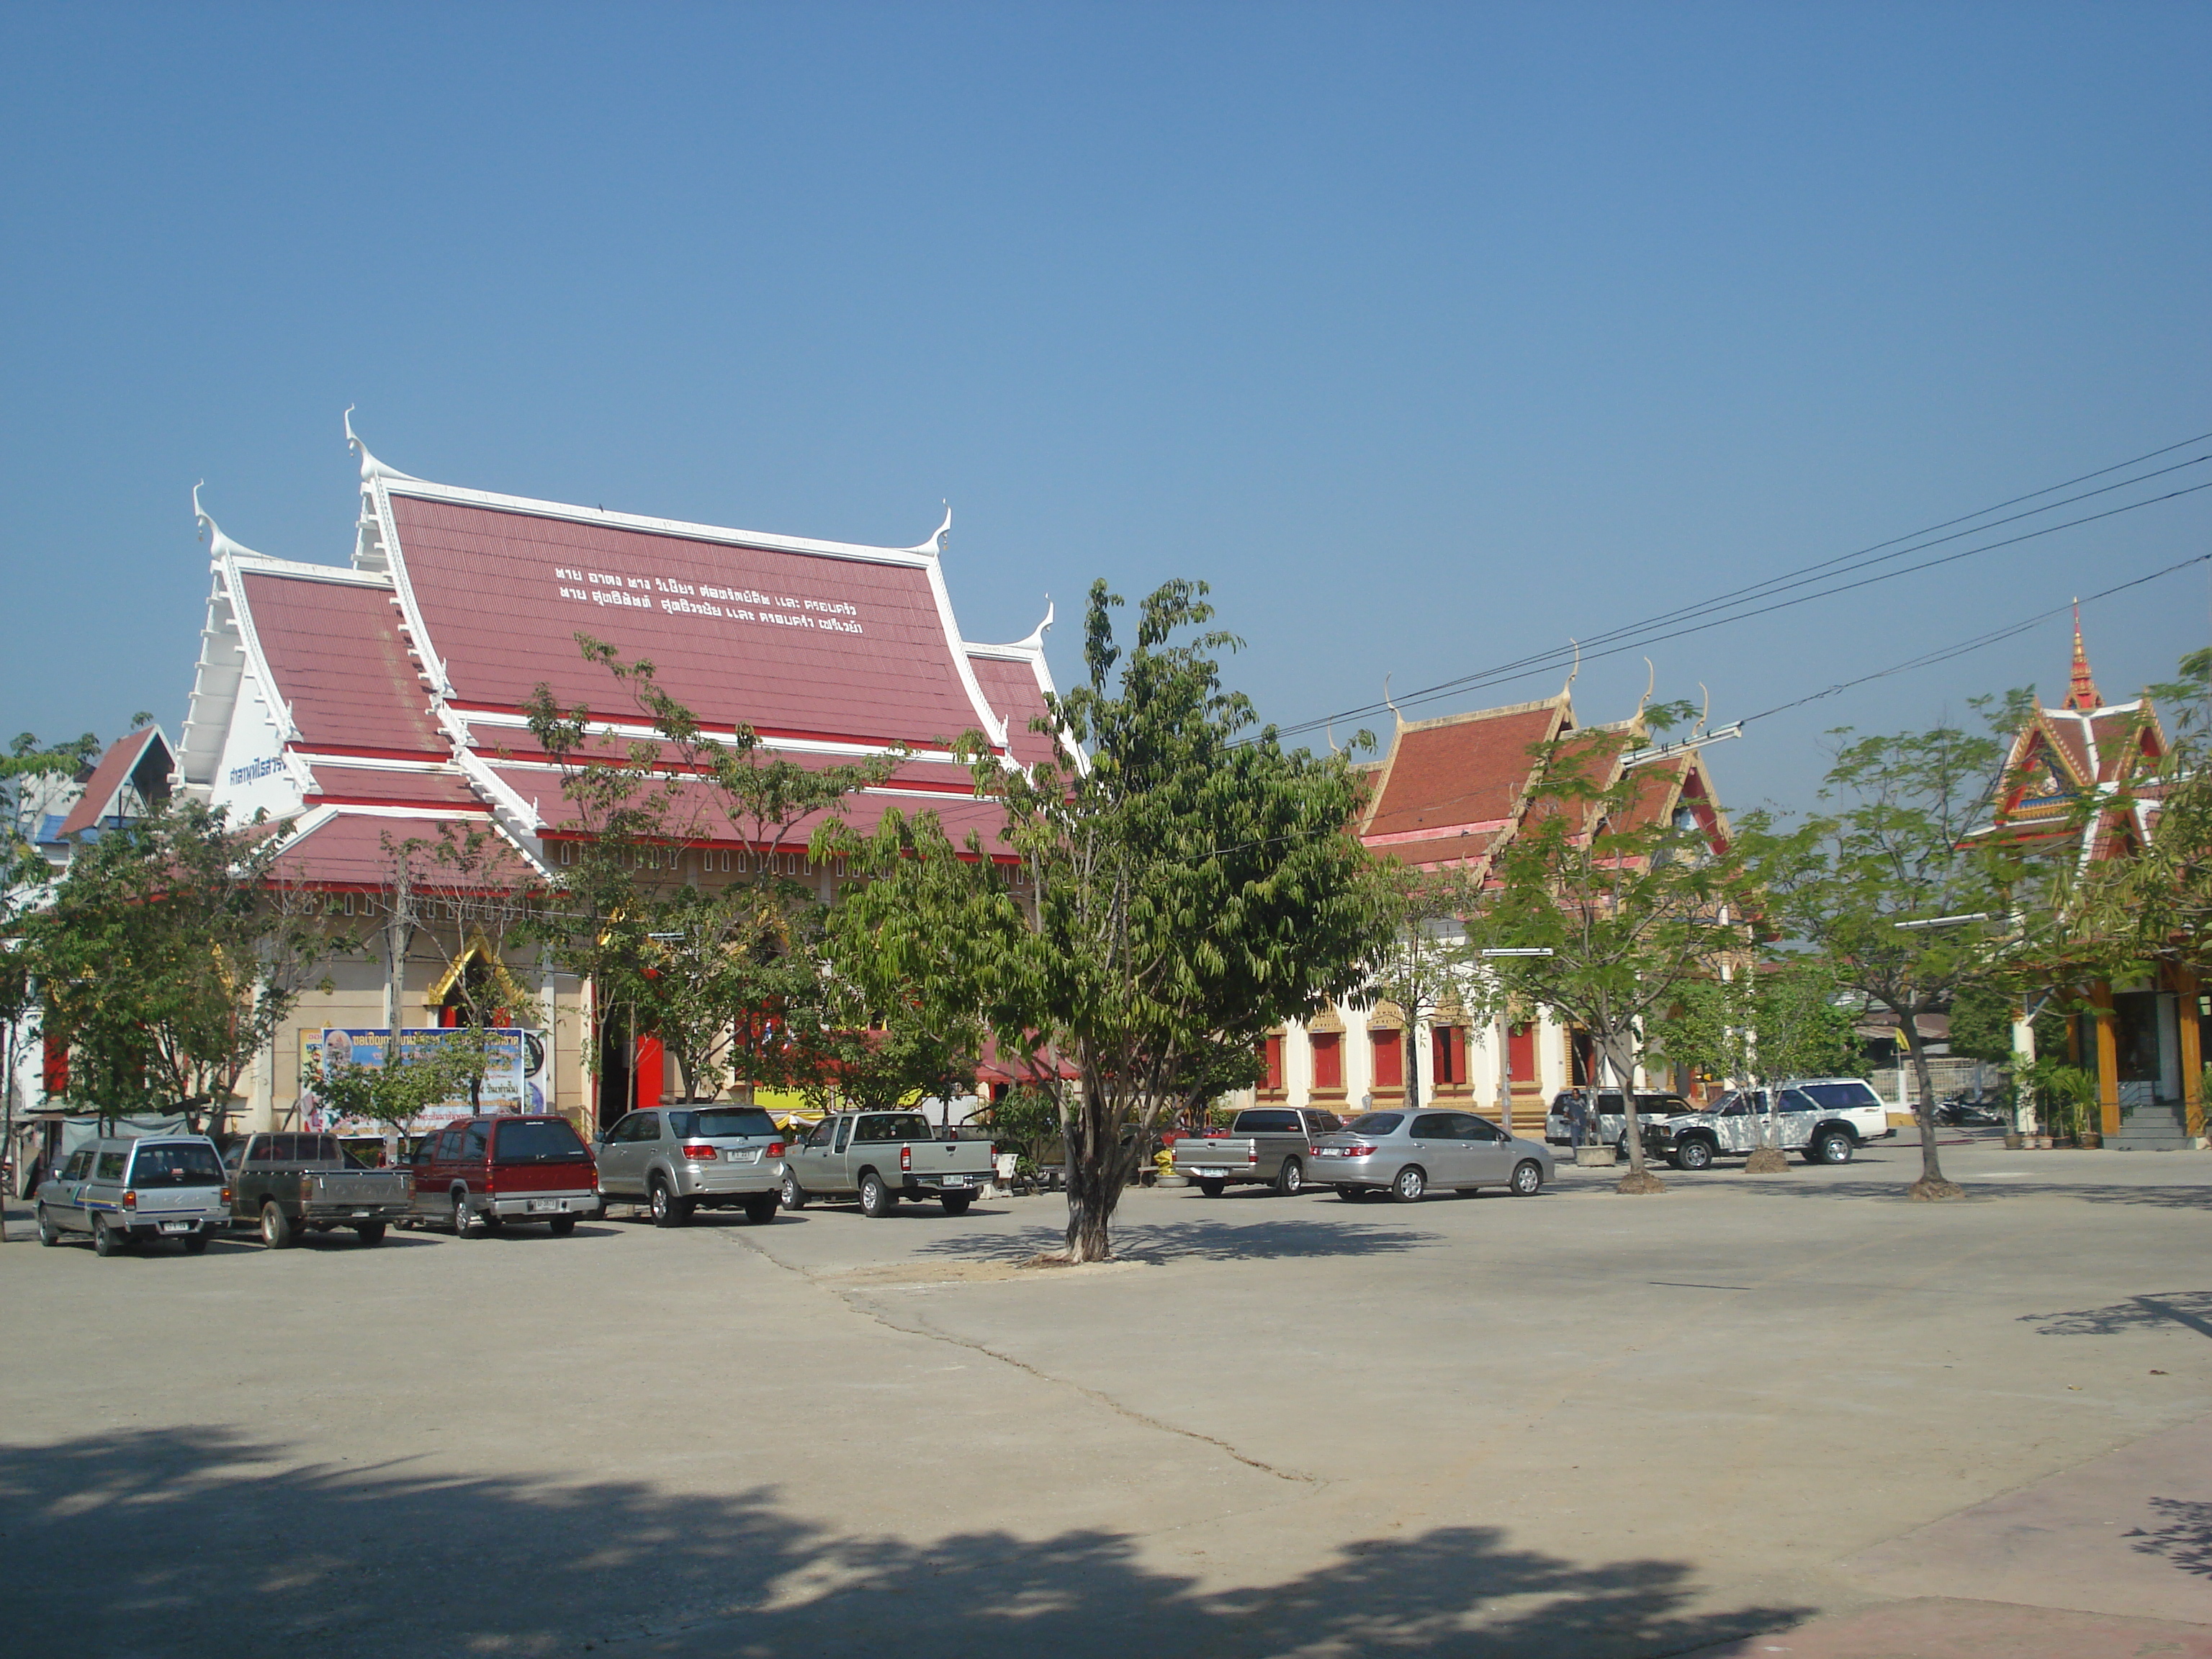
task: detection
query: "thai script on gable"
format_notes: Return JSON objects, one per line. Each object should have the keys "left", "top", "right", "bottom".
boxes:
{"left": 228, "top": 755, "right": 284, "bottom": 786}
{"left": 548, "top": 565, "right": 864, "bottom": 635}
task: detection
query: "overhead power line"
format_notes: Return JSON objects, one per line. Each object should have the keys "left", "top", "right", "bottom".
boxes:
{"left": 1270, "top": 431, "right": 2212, "bottom": 741}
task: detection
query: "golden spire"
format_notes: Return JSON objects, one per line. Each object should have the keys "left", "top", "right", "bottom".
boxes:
{"left": 2064, "top": 599, "right": 2103, "bottom": 711}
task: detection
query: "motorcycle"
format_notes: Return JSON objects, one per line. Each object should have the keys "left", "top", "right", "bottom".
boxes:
{"left": 1934, "top": 1098, "right": 2005, "bottom": 1128}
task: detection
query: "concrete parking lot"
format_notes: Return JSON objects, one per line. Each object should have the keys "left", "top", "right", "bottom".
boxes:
{"left": 4, "top": 1133, "right": 2209, "bottom": 1657}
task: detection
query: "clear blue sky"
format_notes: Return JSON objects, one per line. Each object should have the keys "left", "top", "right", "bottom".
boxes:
{"left": 3, "top": 3, "right": 2206, "bottom": 817}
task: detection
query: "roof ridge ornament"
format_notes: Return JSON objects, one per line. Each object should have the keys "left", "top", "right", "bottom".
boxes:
{"left": 192, "top": 481, "right": 261, "bottom": 560}
{"left": 1014, "top": 598, "right": 1055, "bottom": 653}
{"left": 344, "top": 405, "right": 419, "bottom": 484}
{"left": 907, "top": 503, "right": 951, "bottom": 557}
{"left": 2064, "top": 598, "right": 2103, "bottom": 711}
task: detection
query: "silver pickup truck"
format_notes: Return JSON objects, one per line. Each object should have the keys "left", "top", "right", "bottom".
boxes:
{"left": 1172, "top": 1107, "right": 1346, "bottom": 1197}
{"left": 779, "top": 1110, "right": 996, "bottom": 1218}
{"left": 225, "top": 1132, "right": 415, "bottom": 1247}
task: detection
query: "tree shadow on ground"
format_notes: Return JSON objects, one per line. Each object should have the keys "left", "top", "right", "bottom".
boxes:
{"left": 2018, "top": 1290, "right": 2212, "bottom": 1339}
{"left": 2127, "top": 1497, "right": 2212, "bottom": 1578}
{"left": 914, "top": 1214, "right": 1442, "bottom": 1264}
{"left": 1727, "top": 1179, "right": 2212, "bottom": 1210}
{"left": 0, "top": 1426, "right": 1810, "bottom": 1659}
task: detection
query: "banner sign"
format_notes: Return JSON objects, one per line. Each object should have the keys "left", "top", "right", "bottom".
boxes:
{"left": 300, "top": 1028, "right": 544, "bottom": 1135}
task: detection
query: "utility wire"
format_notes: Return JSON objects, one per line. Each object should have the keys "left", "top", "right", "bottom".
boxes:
{"left": 1272, "top": 431, "right": 2212, "bottom": 741}
{"left": 1272, "top": 472, "right": 2212, "bottom": 739}
{"left": 1737, "top": 549, "right": 2212, "bottom": 726}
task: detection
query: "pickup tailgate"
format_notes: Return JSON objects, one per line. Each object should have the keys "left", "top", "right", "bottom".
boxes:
{"left": 305, "top": 1169, "right": 412, "bottom": 1210}
{"left": 1174, "top": 1138, "right": 1262, "bottom": 1176}
{"left": 897, "top": 1138, "right": 996, "bottom": 1187}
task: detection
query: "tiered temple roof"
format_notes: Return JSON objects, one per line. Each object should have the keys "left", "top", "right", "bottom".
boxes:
{"left": 177, "top": 421, "right": 1062, "bottom": 890}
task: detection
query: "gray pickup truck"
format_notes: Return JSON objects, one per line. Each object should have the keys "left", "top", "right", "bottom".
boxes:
{"left": 225, "top": 1131, "right": 414, "bottom": 1247}
{"left": 1172, "top": 1107, "right": 1346, "bottom": 1197}
{"left": 779, "top": 1110, "right": 997, "bottom": 1218}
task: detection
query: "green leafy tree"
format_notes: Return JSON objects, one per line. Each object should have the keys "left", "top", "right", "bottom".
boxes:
{"left": 311, "top": 1029, "right": 495, "bottom": 1137}
{"left": 26, "top": 801, "right": 328, "bottom": 1131}
{"left": 523, "top": 635, "right": 902, "bottom": 1111}
{"left": 1480, "top": 711, "right": 1754, "bottom": 1192}
{"left": 1, "top": 730, "right": 102, "bottom": 845}
{"left": 830, "top": 579, "right": 1393, "bottom": 1261}
{"left": 1650, "top": 958, "right": 1861, "bottom": 1165}
{"left": 1741, "top": 720, "right": 2016, "bottom": 1199}
{"left": 1364, "top": 862, "right": 1492, "bottom": 1112}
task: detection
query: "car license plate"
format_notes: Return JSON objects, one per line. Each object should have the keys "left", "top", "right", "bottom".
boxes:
{"left": 1194, "top": 1167, "right": 1227, "bottom": 1177}
{"left": 943, "top": 1175, "right": 970, "bottom": 1187}
{"left": 526, "top": 1199, "right": 561, "bottom": 1213}
{"left": 161, "top": 1220, "right": 194, "bottom": 1233}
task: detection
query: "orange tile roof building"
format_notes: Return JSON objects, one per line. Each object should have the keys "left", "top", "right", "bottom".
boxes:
{"left": 1245, "top": 686, "right": 1734, "bottom": 1134}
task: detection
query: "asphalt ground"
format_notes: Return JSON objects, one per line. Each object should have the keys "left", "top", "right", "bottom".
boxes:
{"left": 2, "top": 1130, "right": 2208, "bottom": 1657}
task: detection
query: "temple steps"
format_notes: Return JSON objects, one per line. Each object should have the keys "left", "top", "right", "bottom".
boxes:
{"left": 2110, "top": 1102, "right": 2200, "bottom": 1151}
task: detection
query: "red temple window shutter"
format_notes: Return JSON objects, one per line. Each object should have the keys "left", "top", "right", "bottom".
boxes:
{"left": 1507, "top": 1022, "right": 1536, "bottom": 1083}
{"left": 1260, "top": 1035, "right": 1285, "bottom": 1093}
{"left": 1432, "top": 1025, "right": 1465, "bottom": 1086}
{"left": 42, "top": 1028, "right": 68, "bottom": 1098}
{"left": 1370, "top": 1028, "right": 1403, "bottom": 1089}
{"left": 1310, "top": 1032, "right": 1342, "bottom": 1090}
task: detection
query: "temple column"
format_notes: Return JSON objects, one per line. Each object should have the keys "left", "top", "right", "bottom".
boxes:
{"left": 2090, "top": 981, "right": 2121, "bottom": 1139}
{"left": 2176, "top": 966, "right": 2205, "bottom": 1141}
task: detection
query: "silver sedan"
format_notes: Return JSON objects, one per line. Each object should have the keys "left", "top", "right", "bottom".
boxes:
{"left": 1307, "top": 1108, "right": 1553, "bottom": 1202}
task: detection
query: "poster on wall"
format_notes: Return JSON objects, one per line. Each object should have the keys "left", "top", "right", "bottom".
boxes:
{"left": 298, "top": 1028, "right": 542, "bottom": 1135}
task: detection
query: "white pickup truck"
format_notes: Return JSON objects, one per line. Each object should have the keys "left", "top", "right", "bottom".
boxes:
{"left": 778, "top": 1110, "right": 997, "bottom": 1218}
{"left": 1639, "top": 1077, "right": 1894, "bottom": 1170}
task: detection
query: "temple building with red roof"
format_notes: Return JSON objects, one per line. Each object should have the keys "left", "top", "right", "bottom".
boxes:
{"left": 1967, "top": 617, "right": 2202, "bottom": 1150}
{"left": 1246, "top": 685, "right": 1735, "bottom": 1133}
{"left": 173, "top": 419, "right": 1061, "bottom": 1134}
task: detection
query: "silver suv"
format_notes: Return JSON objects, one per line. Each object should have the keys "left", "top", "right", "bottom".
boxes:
{"left": 593, "top": 1105, "right": 784, "bottom": 1227}
{"left": 37, "top": 1136, "right": 230, "bottom": 1256}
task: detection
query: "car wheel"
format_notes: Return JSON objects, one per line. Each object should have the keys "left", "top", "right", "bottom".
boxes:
{"left": 36, "top": 1205, "right": 58, "bottom": 1246}
{"left": 743, "top": 1193, "right": 780, "bottom": 1225}
{"left": 355, "top": 1221, "right": 387, "bottom": 1246}
{"left": 781, "top": 1172, "right": 807, "bottom": 1210}
{"left": 1509, "top": 1159, "right": 1545, "bottom": 1197}
{"left": 1275, "top": 1159, "right": 1304, "bottom": 1196}
{"left": 650, "top": 1177, "right": 693, "bottom": 1228}
{"left": 260, "top": 1201, "right": 295, "bottom": 1249}
{"left": 1674, "top": 1138, "right": 1714, "bottom": 1172}
{"left": 1614, "top": 1138, "right": 1629, "bottom": 1161}
{"left": 1392, "top": 1165, "right": 1426, "bottom": 1204}
{"left": 1197, "top": 1179, "right": 1226, "bottom": 1198}
{"left": 549, "top": 1215, "right": 577, "bottom": 1237}
{"left": 183, "top": 1232, "right": 210, "bottom": 1254}
{"left": 941, "top": 1194, "right": 973, "bottom": 1217}
{"left": 449, "top": 1190, "right": 475, "bottom": 1238}
{"left": 94, "top": 1214, "right": 121, "bottom": 1256}
{"left": 859, "top": 1172, "right": 894, "bottom": 1218}
{"left": 1814, "top": 1130, "right": 1853, "bottom": 1165}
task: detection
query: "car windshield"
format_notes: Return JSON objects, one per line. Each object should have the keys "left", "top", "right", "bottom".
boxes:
{"left": 492, "top": 1119, "right": 590, "bottom": 1164}
{"left": 130, "top": 1145, "right": 225, "bottom": 1187}
{"left": 1346, "top": 1113, "right": 1403, "bottom": 1135}
{"left": 669, "top": 1108, "right": 778, "bottom": 1140}
{"left": 1795, "top": 1082, "right": 1879, "bottom": 1111}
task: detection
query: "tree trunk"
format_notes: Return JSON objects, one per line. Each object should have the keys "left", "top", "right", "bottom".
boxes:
{"left": 1061, "top": 1075, "right": 1125, "bottom": 1262}
{"left": 1608, "top": 1031, "right": 1665, "bottom": 1193}
{"left": 1403, "top": 1020, "right": 1420, "bottom": 1113}
{"left": 1899, "top": 1010, "right": 1961, "bottom": 1199}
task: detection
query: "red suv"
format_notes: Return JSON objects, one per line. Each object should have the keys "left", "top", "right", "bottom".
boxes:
{"left": 408, "top": 1115, "right": 599, "bottom": 1237}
